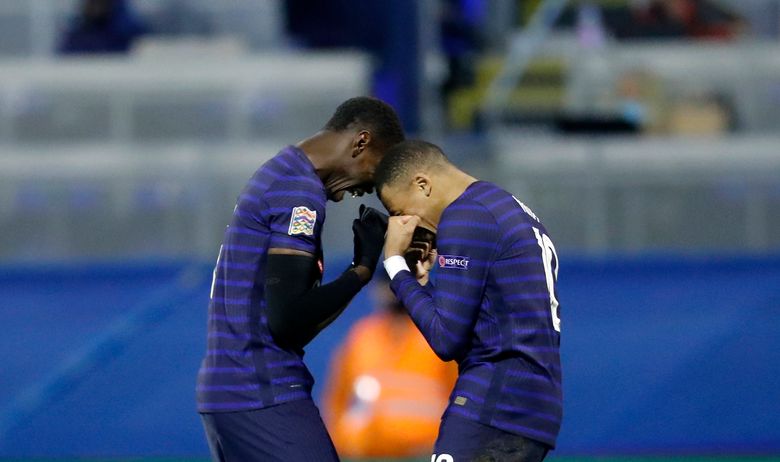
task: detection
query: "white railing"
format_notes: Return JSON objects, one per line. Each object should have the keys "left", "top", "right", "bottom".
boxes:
{"left": 564, "top": 41, "right": 780, "bottom": 133}
{"left": 0, "top": 0, "right": 283, "bottom": 56}
{"left": 1, "top": 136, "right": 779, "bottom": 261}
{"left": 0, "top": 52, "right": 370, "bottom": 144}
{"left": 493, "top": 133, "right": 780, "bottom": 252}
{"left": 0, "top": 142, "right": 284, "bottom": 261}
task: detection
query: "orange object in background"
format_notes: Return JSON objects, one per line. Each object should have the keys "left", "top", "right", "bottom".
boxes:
{"left": 322, "top": 279, "right": 457, "bottom": 458}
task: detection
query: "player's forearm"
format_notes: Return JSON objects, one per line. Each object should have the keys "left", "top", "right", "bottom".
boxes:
{"left": 390, "top": 271, "right": 470, "bottom": 362}
{"left": 266, "top": 255, "right": 363, "bottom": 349}
{"left": 313, "top": 302, "right": 349, "bottom": 334}
{"left": 288, "top": 269, "right": 363, "bottom": 347}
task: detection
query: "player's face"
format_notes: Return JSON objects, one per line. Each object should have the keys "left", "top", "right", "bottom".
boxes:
{"left": 329, "top": 179, "right": 374, "bottom": 203}
{"left": 328, "top": 132, "right": 379, "bottom": 202}
{"left": 378, "top": 177, "right": 439, "bottom": 232}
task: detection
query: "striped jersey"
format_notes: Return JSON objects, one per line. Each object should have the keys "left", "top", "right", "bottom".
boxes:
{"left": 197, "top": 146, "right": 327, "bottom": 413}
{"left": 389, "top": 181, "right": 563, "bottom": 447}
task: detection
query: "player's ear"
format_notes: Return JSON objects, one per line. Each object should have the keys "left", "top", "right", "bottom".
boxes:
{"left": 352, "top": 130, "right": 371, "bottom": 158}
{"left": 413, "top": 174, "right": 432, "bottom": 197}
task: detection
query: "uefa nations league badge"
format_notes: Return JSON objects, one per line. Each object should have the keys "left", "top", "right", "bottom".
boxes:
{"left": 288, "top": 206, "right": 317, "bottom": 236}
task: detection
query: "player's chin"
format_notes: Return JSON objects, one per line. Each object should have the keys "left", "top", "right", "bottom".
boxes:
{"left": 330, "top": 187, "right": 367, "bottom": 202}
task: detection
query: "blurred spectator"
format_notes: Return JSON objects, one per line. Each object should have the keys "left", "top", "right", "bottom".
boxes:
{"left": 616, "top": 69, "right": 657, "bottom": 129}
{"left": 59, "top": 0, "right": 148, "bottom": 54}
{"left": 322, "top": 275, "right": 457, "bottom": 458}
{"left": 549, "top": 0, "right": 745, "bottom": 41}
{"left": 610, "top": 0, "right": 745, "bottom": 40}
{"left": 440, "top": 0, "right": 486, "bottom": 104}
{"left": 284, "top": 0, "right": 421, "bottom": 133}
{"left": 284, "top": 0, "right": 358, "bottom": 49}
{"left": 153, "top": 0, "right": 213, "bottom": 37}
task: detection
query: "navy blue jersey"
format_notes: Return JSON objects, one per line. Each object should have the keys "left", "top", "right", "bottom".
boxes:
{"left": 390, "top": 181, "right": 562, "bottom": 447}
{"left": 197, "top": 146, "right": 327, "bottom": 413}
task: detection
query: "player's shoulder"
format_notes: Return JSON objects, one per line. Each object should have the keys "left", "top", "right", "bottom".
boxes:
{"left": 440, "top": 197, "right": 494, "bottom": 228}
{"left": 442, "top": 181, "right": 505, "bottom": 222}
{"left": 264, "top": 147, "right": 319, "bottom": 184}
{"left": 464, "top": 181, "right": 516, "bottom": 211}
{"left": 261, "top": 147, "right": 326, "bottom": 202}
{"left": 470, "top": 181, "right": 546, "bottom": 226}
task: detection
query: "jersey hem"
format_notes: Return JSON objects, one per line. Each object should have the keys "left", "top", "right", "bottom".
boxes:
{"left": 442, "top": 406, "right": 558, "bottom": 449}
{"left": 196, "top": 392, "right": 311, "bottom": 414}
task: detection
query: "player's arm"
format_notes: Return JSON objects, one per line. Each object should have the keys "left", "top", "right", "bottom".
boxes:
{"left": 384, "top": 204, "right": 500, "bottom": 362}
{"left": 265, "top": 206, "right": 386, "bottom": 349}
{"left": 265, "top": 250, "right": 363, "bottom": 350}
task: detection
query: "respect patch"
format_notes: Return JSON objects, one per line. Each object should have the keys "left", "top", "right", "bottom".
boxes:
{"left": 438, "top": 254, "right": 470, "bottom": 270}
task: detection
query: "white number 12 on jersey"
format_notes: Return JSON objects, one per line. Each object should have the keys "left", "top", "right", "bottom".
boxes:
{"left": 532, "top": 227, "right": 561, "bottom": 332}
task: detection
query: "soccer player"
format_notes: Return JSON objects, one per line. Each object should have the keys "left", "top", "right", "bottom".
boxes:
{"left": 376, "top": 140, "right": 562, "bottom": 462}
{"left": 197, "top": 97, "right": 404, "bottom": 461}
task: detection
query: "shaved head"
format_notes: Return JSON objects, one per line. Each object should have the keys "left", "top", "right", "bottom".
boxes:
{"left": 374, "top": 140, "right": 449, "bottom": 196}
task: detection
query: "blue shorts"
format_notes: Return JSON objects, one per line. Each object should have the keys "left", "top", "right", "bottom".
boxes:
{"left": 200, "top": 399, "right": 339, "bottom": 462}
{"left": 433, "top": 413, "right": 550, "bottom": 462}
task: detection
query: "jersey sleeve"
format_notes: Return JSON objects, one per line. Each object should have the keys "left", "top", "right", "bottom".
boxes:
{"left": 390, "top": 200, "right": 500, "bottom": 362}
{"left": 263, "top": 177, "right": 326, "bottom": 254}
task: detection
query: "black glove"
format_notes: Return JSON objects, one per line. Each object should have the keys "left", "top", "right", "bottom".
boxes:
{"left": 404, "top": 226, "right": 437, "bottom": 268}
{"left": 352, "top": 204, "right": 388, "bottom": 275}
{"left": 412, "top": 226, "right": 436, "bottom": 249}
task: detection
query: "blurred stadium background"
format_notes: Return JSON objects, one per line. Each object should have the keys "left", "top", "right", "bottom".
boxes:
{"left": 1, "top": 0, "right": 779, "bottom": 460}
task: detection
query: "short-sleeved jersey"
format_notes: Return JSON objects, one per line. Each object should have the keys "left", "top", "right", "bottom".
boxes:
{"left": 390, "top": 181, "right": 562, "bottom": 447}
{"left": 197, "top": 146, "right": 327, "bottom": 413}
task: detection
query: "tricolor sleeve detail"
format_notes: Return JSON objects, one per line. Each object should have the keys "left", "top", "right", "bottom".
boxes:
{"left": 390, "top": 199, "right": 500, "bottom": 362}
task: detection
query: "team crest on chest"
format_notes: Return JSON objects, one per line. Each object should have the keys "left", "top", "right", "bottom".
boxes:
{"left": 288, "top": 206, "right": 317, "bottom": 236}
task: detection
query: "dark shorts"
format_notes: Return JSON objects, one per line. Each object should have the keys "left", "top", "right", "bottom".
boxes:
{"left": 200, "top": 399, "right": 339, "bottom": 462}
{"left": 433, "top": 413, "right": 550, "bottom": 462}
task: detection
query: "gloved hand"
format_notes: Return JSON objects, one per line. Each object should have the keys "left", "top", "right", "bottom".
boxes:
{"left": 404, "top": 226, "right": 437, "bottom": 268}
{"left": 352, "top": 204, "right": 388, "bottom": 278}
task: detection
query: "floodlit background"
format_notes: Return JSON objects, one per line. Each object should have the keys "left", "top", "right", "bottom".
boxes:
{"left": 0, "top": 0, "right": 779, "bottom": 460}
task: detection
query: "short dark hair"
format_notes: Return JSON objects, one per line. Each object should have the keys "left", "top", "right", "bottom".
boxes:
{"left": 374, "top": 139, "right": 448, "bottom": 193}
{"left": 324, "top": 96, "right": 405, "bottom": 149}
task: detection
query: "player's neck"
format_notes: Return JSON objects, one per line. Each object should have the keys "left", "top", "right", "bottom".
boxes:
{"left": 295, "top": 130, "right": 349, "bottom": 183}
{"left": 440, "top": 168, "right": 478, "bottom": 207}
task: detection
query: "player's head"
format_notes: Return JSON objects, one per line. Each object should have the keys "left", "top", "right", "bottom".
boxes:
{"left": 321, "top": 96, "right": 404, "bottom": 202}
{"left": 374, "top": 139, "right": 456, "bottom": 231}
